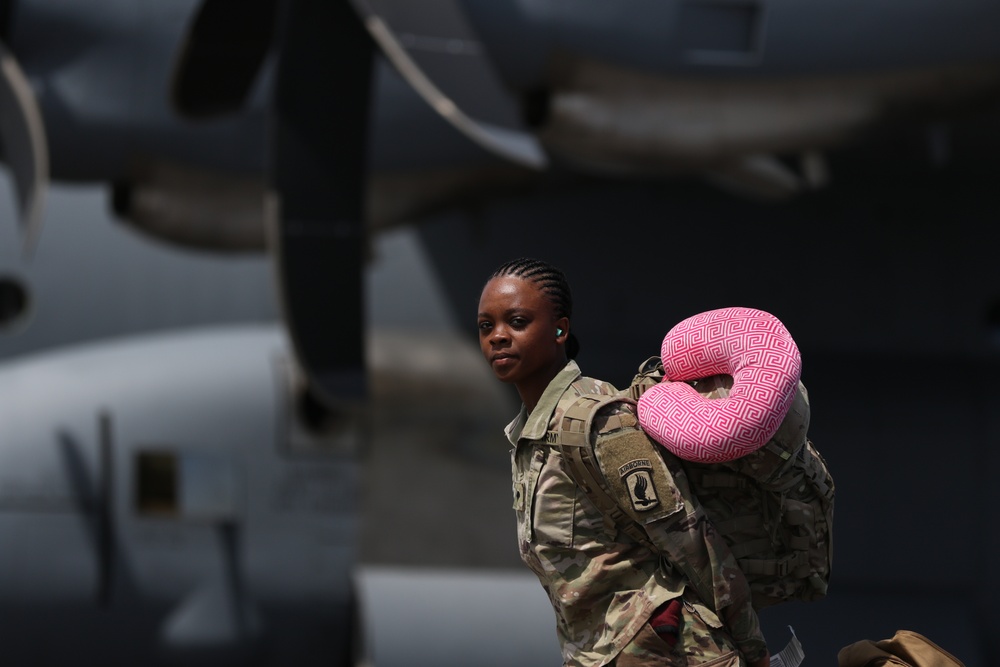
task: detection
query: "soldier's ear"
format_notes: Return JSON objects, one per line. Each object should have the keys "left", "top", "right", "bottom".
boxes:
{"left": 555, "top": 318, "right": 569, "bottom": 341}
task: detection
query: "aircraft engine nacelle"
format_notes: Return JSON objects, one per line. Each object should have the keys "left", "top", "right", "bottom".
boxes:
{"left": 0, "top": 0, "right": 545, "bottom": 253}
{"left": 0, "top": 0, "right": 278, "bottom": 250}
{"left": 3, "top": 0, "right": 268, "bottom": 183}
{"left": 359, "top": 0, "right": 1000, "bottom": 197}
{"left": 0, "top": 325, "right": 363, "bottom": 666}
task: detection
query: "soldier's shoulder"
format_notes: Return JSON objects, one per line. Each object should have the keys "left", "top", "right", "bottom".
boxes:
{"left": 548, "top": 376, "right": 622, "bottom": 434}
{"left": 568, "top": 375, "right": 618, "bottom": 399}
{"left": 592, "top": 398, "right": 640, "bottom": 436}
{"left": 562, "top": 376, "right": 638, "bottom": 435}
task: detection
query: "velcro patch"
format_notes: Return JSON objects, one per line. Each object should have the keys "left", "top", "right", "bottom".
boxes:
{"left": 594, "top": 430, "right": 683, "bottom": 525}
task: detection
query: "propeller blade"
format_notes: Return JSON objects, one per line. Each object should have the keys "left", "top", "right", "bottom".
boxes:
{"left": 0, "top": 39, "right": 47, "bottom": 253}
{"left": 350, "top": 0, "right": 548, "bottom": 170}
{"left": 269, "top": 0, "right": 374, "bottom": 405}
{"left": 172, "top": 0, "right": 280, "bottom": 119}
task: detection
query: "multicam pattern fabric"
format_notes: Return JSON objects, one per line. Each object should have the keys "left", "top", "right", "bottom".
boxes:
{"left": 506, "top": 361, "right": 766, "bottom": 667}
{"left": 612, "top": 597, "right": 740, "bottom": 667}
{"left": 668, "top": 374, "right": 834, "bottom": 609}
{"left": 628, "top": 363, "right": 833, "bottom": 609}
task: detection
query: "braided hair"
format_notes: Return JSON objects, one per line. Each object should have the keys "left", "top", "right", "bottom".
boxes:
{"left": 488, "top": 258, "right": 580, "bottom": 359}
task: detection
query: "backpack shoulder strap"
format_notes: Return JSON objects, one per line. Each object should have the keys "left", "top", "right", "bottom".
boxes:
{"left": 550, "top": 394, "right": 683, "bottom": 552}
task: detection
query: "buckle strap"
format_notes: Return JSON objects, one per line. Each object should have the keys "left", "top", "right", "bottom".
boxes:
{"left": 739, "top": 551, "right": 807, "bottom": 577}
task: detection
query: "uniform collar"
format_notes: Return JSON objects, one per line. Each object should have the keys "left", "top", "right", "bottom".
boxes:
{"left": 504, "top": 360, "right": 582, "bottom": 446}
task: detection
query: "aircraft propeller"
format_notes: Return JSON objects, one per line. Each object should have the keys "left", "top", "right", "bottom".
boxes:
{"left": 171, "top": 0, "right": 279, "bottom": 120}
{"left": 0, "top": 38, "right": 47, "bottom": 253}
{"left": 268, "top": 0, "right": 373, "bottom": 407}
{"left": 174, "top": 0, "right": 373, "bottom": 408}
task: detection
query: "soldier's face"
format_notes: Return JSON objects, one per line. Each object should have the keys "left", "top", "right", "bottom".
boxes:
{"left": 478, "top": 276, "right": 568, "bottom": 395}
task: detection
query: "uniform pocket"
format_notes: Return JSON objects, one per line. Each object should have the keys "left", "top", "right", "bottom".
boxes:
{"left": 616, "top": 620, "right": 740, "bottom": 667}
{"left": 614, "top": 622, "right": 676, "bottom": 666}
{"left": 675, "top": 597, "right": 740, "bottom": 666}
{"left": 531, "top": 449, "right": 576, "bottom": 547}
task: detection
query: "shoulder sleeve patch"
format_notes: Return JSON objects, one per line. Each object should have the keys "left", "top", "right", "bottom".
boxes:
{"left": 593, "top": 429, "right": 684, "bottom": 525}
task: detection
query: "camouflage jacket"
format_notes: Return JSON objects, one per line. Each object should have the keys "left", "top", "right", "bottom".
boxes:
{"left": 505, "top": 361, "right": 766, "bottom": 666}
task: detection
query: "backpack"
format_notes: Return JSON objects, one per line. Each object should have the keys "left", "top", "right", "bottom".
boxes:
{"left": 549, "top": 357, "right": 835, "bottom": 610}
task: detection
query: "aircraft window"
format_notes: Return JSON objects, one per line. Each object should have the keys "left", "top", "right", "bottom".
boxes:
{"left": 135, "top": 450, "right": 240, "bottom": 520}
{"left": 0, "top": 275, "right": 30, "bottom": 330}
{"left": 135, "top": 452, "right": 179, "bottom": 516}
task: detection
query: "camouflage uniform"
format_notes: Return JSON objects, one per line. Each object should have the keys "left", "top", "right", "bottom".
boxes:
{"left": 506, "top": 361, "right": 767, "bottom": 667}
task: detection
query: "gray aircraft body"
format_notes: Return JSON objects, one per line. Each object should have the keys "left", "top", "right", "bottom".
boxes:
{"left": 1, "top": 0, "right": 999, "bottom": 664}
{"left": 0, "top": 185, "right": 562, "bottom": 665}
{"left": 4, "top": 0, "right": 999, "bottom": 234}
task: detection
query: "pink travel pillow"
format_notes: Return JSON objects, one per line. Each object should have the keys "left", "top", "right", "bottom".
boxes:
{"left": 636, "top": 307, "right": 801, "bottom": 463}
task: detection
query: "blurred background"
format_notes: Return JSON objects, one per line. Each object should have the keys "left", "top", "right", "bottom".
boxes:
{"left": 0, "top": 0, "right": 998, "bottom": 664}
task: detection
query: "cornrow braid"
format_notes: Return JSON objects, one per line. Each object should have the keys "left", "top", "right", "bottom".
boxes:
{"left": 489, "top": 258, "right": 581, "bottom": 359}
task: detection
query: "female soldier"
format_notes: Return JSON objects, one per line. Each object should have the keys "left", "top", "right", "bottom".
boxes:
{"left": 477, "top": 258, "right": 769, "bottom": 667}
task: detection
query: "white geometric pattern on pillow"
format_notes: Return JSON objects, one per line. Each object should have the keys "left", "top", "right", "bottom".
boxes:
{"left": 637, "top": 307, "right": 801, "bottom": 463}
